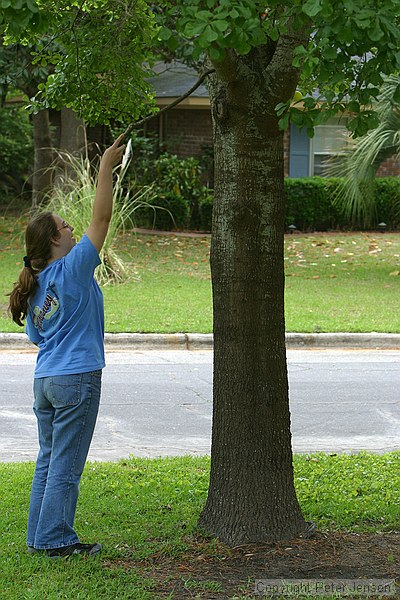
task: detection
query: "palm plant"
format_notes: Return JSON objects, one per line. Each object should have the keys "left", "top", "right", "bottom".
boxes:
{"left": 329, "top": 75, "right": 400, "bottom": 227}
{"left": 45, "top": 142, "right": 155, "bottom": 285}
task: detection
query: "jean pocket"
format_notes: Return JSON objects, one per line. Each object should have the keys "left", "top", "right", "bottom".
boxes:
{"left": 48, "top": 374, "right": 82, "bottom": 408}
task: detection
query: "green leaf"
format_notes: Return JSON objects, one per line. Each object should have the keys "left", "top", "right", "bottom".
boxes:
{"left": 268, "top": 28, "right": 279, "bottom": 42}
{"left": 323, "top": 47, "right": 337, "bottom": 60}
{"left": 303, "top": 97, "right": 317, "bottom": 109}
{"left": 213, "top": 19, "right": 229, "bottom": 33}
{"left": 275, "top": 101, "right": 289, "bottom": 116}
{"left": 237, "top": 5, "right": 252, "bottom": 19}
{"left": 184, "top": 21, "right": 206, "bottom": 37}
{"left": 203, "top": 25, "right": 218, "bottom": 43}
{"left": 158, "top": 26, "right": 172, "bottom": 41}
{"left": 236, "top": 41, "right": 251, "bottom": 55}
{"left": 26, "top": 0, "right": 39, "bottom": 12}
{"left": 278, "top": 112, "right": 289, "bottom": 131}
{"left": 293, "top": 44, "right": 308, "bottom": 57}
{"left": 208, "top": 46, "right": 224, "bottom": 61}
{"left": 347, "top": 100, "right": 360, "bottom": 113}
{"left": 196, "top": 10, "right": 213, "bottom": 21}
{"left": 339, "top": 24, "right": 354, "bottom": 44}
{"left": 290, "top": 108, "right": 305, "bottom": 126}
{"left": 343, "top": 0, "right": 356, "bottom": 14}
{"left": 368, "top": 19, "right": 384, "bottom": 42}
{"left": 167, "top": 36, "right": 180, "bottom": 51}
{"left": 302, "top": 0, "right": 322, "bottom": 17}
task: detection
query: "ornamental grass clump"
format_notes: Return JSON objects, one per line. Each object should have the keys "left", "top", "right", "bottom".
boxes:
{"left": 45, "top": 142, "right": 155, "bottom": 285}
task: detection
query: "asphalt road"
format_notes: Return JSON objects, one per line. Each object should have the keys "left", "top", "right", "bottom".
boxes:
{"left": 1, "top": 348, "right": 399, "bottom": 462}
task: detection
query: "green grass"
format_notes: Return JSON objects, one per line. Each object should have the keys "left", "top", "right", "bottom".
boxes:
{"left": 284, "top": 233, "right": 400, "bottom": 332}
{"left": 0, "top": 453, "right": 398, "bottom": 599}
{"left": 2, "top": 214, "right": 400, "bottom": 333}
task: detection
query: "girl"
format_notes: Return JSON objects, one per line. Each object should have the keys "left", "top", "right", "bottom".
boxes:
{"left": 8, "top": 135, "right": 125, "bottom": 557}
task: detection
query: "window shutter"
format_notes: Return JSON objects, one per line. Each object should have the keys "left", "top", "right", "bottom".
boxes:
{"left": 289, "top": 124, "right": 310, "bottom": 177}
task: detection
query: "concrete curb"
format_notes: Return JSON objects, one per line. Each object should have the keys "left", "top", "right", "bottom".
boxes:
{"left": 1, "top": 332, "right": 400, "bottom": 351}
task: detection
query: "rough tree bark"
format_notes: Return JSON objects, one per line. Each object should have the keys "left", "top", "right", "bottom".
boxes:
{"left": 59, "top": 107, "right": 86, "bottom": 155}
{"left": 31, "top": 109, "right": 54, "bottom": 208}
{"left": 198, "top": 35, "right": 308, "bottom": 545}
{"left": 51, "top": 107, "right": 87, "bottom": 186}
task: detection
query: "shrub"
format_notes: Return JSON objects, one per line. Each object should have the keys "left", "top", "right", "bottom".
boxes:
{"left": 284, "top": 177, "right": 347, "bottom": 231}
{"left": 0, "top": 105, "right": 33, "bottom": 201}
{"left": 199, "top": 191, "right": 214, "bottom": 231}
{"left": 373, "top": 178, "right": 400, "bottom": 229}
{"left": 119, "top": 131, "right": 212, "bottom": 230}
{"left": 134, "top": 192, "right": 190, "bottom": 230}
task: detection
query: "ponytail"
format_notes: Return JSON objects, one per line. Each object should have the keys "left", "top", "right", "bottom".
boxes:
{"left": 7, "top": 211, "right": 59, "bottom": 327}
{"left": 8, "top": 265, "right": 38, "bottom": 327}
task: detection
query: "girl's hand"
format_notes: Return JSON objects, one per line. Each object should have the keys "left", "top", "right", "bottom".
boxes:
{"left": 99, "top": 134, "right": 126, "bottom": 170}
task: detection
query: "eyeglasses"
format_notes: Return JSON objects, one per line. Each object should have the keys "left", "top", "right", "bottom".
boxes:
{"left": 57, "top": 222, "right": 74, "bottom": 232}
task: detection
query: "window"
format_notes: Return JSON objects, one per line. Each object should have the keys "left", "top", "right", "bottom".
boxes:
{"left": 311, "top": 117, "right": 350, "bottom": 176}
{"left": 289, "top": 118, "right": 350, "bottom": 177}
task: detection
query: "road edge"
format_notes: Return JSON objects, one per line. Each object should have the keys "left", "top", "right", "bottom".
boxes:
{"left": 1, "top": 332, "right": 400, "bottom": 351}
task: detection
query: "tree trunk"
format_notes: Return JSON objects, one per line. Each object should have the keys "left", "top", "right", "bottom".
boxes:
{"left": 59, "top": 107, "right": 86, "bottom": 155}
{"left": 51, "top": 108, "right": 87, "bottom": 185}
{"left": 198, "top": 44, "right": 306, "bottom": 545}
{"left": 31, "top": 109, "right": 54, "bottom": 208}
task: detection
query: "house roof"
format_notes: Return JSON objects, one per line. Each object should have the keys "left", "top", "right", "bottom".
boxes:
{"left": 148, "top": 61, "right": 210, "bottom": 108}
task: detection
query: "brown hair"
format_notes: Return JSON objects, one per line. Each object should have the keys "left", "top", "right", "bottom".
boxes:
{"left": 8, "top": 212, "right": 60, "bottom": 326}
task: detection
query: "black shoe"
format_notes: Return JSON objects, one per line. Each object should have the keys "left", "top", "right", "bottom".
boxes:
{"left": 46, "top": 542, "right": 102, "bottom": 558}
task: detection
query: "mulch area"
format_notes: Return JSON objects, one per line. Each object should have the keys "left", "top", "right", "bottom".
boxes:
{"left": 105, "top": 531, "right": 400, "bottom": 598}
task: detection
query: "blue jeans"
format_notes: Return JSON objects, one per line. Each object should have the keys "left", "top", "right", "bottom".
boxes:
{"left": 27, "top": 370, "right": 102, "bottom": 549}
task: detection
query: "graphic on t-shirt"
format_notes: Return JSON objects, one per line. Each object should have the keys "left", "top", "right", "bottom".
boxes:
{"left": 33, "top": 286, "right": 60, "bottom": 331}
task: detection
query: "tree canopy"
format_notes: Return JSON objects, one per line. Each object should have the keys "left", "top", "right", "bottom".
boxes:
{"left": 2, "top": 0, "right": 399, "bottom": 135}
{"left": 1, "top": 0, "right": 159, "bottom": 123}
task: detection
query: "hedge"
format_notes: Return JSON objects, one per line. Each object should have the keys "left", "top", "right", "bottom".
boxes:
{"left": 133, "top": 177, "right": 400, "bottom": 233}
{"left": 199, "top": 177, "right": 400, "bottom": 232}
{"left": 373, "top": 178, "right": 400, "bottom": 229}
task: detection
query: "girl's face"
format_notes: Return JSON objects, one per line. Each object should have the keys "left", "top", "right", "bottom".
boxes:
{"left": 53, "top": 214, "right": 76, "bottom": 256}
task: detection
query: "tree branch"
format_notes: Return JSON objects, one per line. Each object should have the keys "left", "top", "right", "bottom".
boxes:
{"left": 123, "top": 67, "right": 215, "bottom": 136}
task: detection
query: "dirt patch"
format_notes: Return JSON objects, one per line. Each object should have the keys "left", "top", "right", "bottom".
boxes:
{"left": 105, "top": 531, "right": 399, "bottom": 598}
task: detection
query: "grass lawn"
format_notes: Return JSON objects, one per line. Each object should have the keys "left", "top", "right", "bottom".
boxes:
{"left": 1, "top": 215, "right": 400, "bottom": 333}
{"left": 0, "top": 453, "right": 399, "bottom": 599}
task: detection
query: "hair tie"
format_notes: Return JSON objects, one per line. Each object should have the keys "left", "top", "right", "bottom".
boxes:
{"left": 23, "top": 256, "right": 31, "bottom": 268}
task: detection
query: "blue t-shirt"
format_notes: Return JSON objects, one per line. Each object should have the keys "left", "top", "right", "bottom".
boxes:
{"left": 26, "top": 234, "right": 105, "bottom": 378}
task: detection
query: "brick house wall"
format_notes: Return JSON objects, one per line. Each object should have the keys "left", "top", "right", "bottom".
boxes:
{"left": 283, "top": 130, "right": 290, "bottom": 177}
{"left": 146, "top": 108, "right": 213, "bottom": 157}
{"left": 376, "top": 155, "right": 400, "bottom": 177}
{"left": 163, "top": 109, "right": 213, "bottom": 157}
{"left": 145, "top": 107, "right": 399, "bottom": 178}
